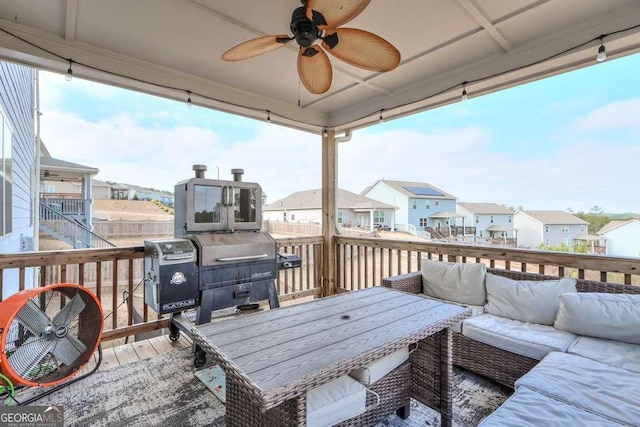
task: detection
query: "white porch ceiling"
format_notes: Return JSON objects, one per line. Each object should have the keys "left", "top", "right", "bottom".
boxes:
{"left": 0, "top": 0, "right": 639, "bottom": 133}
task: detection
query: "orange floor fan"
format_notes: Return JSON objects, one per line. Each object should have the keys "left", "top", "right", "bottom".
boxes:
{"left": 0, "top": 284, "right": 103, "bottom": 390}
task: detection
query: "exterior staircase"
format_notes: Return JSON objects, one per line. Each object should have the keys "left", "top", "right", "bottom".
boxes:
{"left": 39, "top": 202, "right": 115, "bottom": 249}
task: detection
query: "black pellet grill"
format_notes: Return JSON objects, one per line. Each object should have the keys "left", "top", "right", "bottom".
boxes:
{"left": 144, "top": 165, "right": 300, "bottom": 337}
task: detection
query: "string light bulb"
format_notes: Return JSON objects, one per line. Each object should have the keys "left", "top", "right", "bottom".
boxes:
{"left": 65, "top": 60, "right": 73, "bottom": 82}
{"left": 323, "top": 128, "right": 328, "bottom": 137}
{"left": 378, "top": 110, "right": 384, "bottom": 124}
{"left": 596, "top": 37, "right": 607, "bottom": 62}
{"left": 186, "top": 91, "right": 192, "bottom": 108}
{"left": 461, "top": 82, "right": 468, "bottom": 102}
{"left": 267, "top": 111, "right": 271, "bottom": 125}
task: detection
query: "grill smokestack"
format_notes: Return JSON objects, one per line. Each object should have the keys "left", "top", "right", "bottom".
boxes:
{"left": 193, "top": 164, "right": 207, "bottom": 179}
{"left": 231, "top": 168, "right": 244, "bottom": 182}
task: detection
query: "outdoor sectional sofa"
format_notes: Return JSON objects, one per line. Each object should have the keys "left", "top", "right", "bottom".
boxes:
{"left": 383, "top": 261, "right": 640, "bottom": 425}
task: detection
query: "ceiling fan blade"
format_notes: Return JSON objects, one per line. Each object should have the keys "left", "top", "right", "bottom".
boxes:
{"left": 297, "top": 46, "right": 333, "bottom": 94}
{"left": 17, "top": 300, "right": 52, "bottom": 336}
{"left": 322, "top": 28, "right": 400, "bottom": 72}
{"left": 53, "top": 293, "right": 86, "bottom": 328}
{"left": 222, "top": 35, "right": 292, "bottom": 62}
{"left": 51, "top": 333, "right": 87, "bottom": 366}
{"left": 308, "top": 0, "right": 370, "bottom": 27}
{"left": 8, "top": 337, "right": 55, "bottom": 379}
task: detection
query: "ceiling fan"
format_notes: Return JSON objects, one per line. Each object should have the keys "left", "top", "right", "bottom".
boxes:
{"left": 222, "top": 0, "right": 401, "bottom": 94}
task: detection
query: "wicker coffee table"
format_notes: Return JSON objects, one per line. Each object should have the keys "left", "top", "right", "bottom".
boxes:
{"left": 191, "top": 286, "right": 470, "bottom": 426}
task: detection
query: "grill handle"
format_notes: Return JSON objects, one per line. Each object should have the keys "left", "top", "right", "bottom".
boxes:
{"left": 222, "top": 186, "right": 229, "bottom": 207}
{"left": 216, "top": 254, "right": 269, "bottom": 262}
{"left": 163, "top": 254, "right": 193, "bottom": 261}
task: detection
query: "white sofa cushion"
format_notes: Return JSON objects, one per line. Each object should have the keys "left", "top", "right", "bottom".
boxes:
{"left": 349, "top": 347, "right": 409, "bottom": 385}
{"left": 567, "top": 336, "right": 640, "bottom": 373}
{"left": 554, "top": 293, "right": 640, "bottom": 344}
{"left": 479, "top": 386, "right": 624, "bottom": 426}
{"left": 421, "top": 260, "right": 487, "bottom": 306}
{"left": 484, "top": 273, "right": 576, "bottom": 325}
{"left": 462, "top": 314, "right": 577, "bottom": 360}
{"left": 515, "top": 352, "right": 640, "bottom": 426}
{"left": 307, "top": 375, "right": 366, "bottom": 427}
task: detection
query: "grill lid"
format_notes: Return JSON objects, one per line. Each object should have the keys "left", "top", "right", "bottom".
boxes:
{"left": 190, "top": 232, "right": 276, "bottom": 266}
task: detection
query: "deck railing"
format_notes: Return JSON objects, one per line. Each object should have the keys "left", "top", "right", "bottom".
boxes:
{"left": 2, "top": 235, "right": 637, "bottom": 344}
{"left": 0, "top": 236, "right": 324, "bottom": 343}
{"left": 335, "top": 236, "right": 639, "bottom": 291}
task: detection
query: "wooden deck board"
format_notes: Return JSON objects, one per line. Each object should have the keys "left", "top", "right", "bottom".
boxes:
{"left": 148, "top": 335, "right": 175, "bottom": 353}
{"left": 113, "top": 344, "right": 140, "bottom": 365}
{"left": 132, "top": 339, "right": 160, "bottom": 360}
{"left": 100, "top": 347, "right": 119, "bottom": 370}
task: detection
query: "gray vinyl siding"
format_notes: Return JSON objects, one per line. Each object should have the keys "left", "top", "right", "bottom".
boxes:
{"left": 0, "top": 61, "right": 36, "bottom": 297}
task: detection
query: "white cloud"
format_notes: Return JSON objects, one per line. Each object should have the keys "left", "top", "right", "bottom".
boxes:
{"left": 39, "top": 100, "right": 638, "bottom": 213}
{"left": 572, "top": 98, "right": 640, "bottom": 133}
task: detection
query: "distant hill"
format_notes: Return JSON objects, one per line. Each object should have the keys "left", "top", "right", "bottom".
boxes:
{"left": 607, "top": 213, "right": 639, "bottom": 220}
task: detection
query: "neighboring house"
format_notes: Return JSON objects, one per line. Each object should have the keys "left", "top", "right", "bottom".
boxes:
{"left": 0, "top": 61, "right": 37, "bottom": 298}
{"left": 457, "top": 203, "right": 515, "bottom": 239}
{"left": 361, "top": 180, "right": 457, "bottom": 231}
{"left": 514, "top": 210, "right": 588, "bottom": 248}
{"left": 597, "top": 219, "right": 640, "bottom": 258}
{"left": 122, "top": 183, "right": 173, "bottom": 205}
{"left": 91, "top": 179, "right": 112, "bottom": 199}
{"left": 263, "top": 188, "right": 395, "bottom": 230}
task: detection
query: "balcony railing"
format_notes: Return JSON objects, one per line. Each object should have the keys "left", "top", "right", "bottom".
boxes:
{"left": 334, "top": 236, "right": 639, "bottom": 291}
{"left": 0, "top": 236, "right": 324, "bottom": 343}
{"left": 40, "top": 196, "right": 88, "bottom": 216}
{"left": 1, "top": 235, "right": 637, "bottom": 344}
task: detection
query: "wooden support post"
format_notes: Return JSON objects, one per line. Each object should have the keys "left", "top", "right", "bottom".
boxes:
{"left": 322, "top": 130, "right": 337, "bottom": 297}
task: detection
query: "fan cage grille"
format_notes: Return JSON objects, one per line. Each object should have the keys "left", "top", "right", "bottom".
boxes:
{"left": 1, "top": 285, "right": 103, "bottom": 386}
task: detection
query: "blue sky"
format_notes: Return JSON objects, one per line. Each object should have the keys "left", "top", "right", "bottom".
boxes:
{"left": 39, "top": 53, "right": 640, "bottom": 213}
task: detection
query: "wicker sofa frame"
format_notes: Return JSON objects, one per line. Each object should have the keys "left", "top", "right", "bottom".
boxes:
{"left": 382, "top": 268, "right": 640, "bottom": 388}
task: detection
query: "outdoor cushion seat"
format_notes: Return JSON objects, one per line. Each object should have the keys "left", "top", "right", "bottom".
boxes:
{"left": 421, "top": 259, "right": 487, "bottom": 306}
{"left": 479, "top": 386, "right": 625, "bottom": 426}
{"left": 306, "top": 375, "right": 366, "bottom": 427}
{"left": 515, "top": 352, "right": 640, "bottom": 426}
{"left": 462, "top": 314, "right": 577, "bottom": 360}
{"left": 349, "top": 347, "right": 409, "bottom": 385}
{"left": 567, "top": 336, "right": 640, "bottom": 373}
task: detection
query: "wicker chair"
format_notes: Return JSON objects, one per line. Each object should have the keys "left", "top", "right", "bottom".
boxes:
{"left": 382, "top": 268, "right": 640, "bottom": 388}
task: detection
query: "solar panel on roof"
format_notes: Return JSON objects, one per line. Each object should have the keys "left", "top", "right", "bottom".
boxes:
{"left": 403, "top": 186, "right": 445, "bottom": 196}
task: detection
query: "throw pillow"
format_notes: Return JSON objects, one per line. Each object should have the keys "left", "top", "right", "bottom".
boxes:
{"left": 554, "top": 293, "right": 640, "bottom": 344}
{"left": 421, "top": 259, "right": 486, "bottom": 305}
{"left": 484, "top": 273, "right": 577, "bottom": 325}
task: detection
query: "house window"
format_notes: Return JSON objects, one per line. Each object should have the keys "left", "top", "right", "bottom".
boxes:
{"left": 291, "top": 214, "right": 295, "bottom": 221}
{"left": 419, "top": 218, "right": 428, "bottom": 227}
{"left": 412, "top": 200, "right": 416, "bottom": 210}
{"left": 490, "top": 215, "right": 494, "bottom": 224}
{"left": 337, "top": 210, "right": 343, "bottom": 224}
{"left": 435, "top": 201, "right": 439, "bottom": 206}
{"left": 581, "top": 225, "right": 585, "bottom": 233}
{"left": 425, "top": 204, "right": 429, "bottom": 210}
{"left": 561, "top": 225, "right": 569, "bottom": 233}
{"left": 373, "top": 210, "right": 384, "bottom": 223}
{"left": 509, "top": 216, "right": 512, "bottom": 223}
{"left": 1, "top": 112, "right": 13, "bottom": 237}
{"left": 283, "top": 212, "right": 287, "bottom": 222}
{"left": 475, "top": 216, "right": 479, "bottom": 224}
{"left": 563, "top": 238, "right": 571, "bottom": 246}
{"left": 545, "top": 239, "right": 550, "bottom": 245}
{"left": 47, "top": 185, "right": 55, "bottom": 193}
{"left": 545, "top": 225, "right": 550, "bottom": 233}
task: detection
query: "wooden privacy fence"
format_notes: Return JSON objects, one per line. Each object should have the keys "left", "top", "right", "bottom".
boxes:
{"left": 92, "top": 220, "right": 173, "bottom": 238}
{"left": 0, "top": 237, "right": 324, "bottom": 342}
{"left": 335, "top": 236, "right": 640, "bottom": 291}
